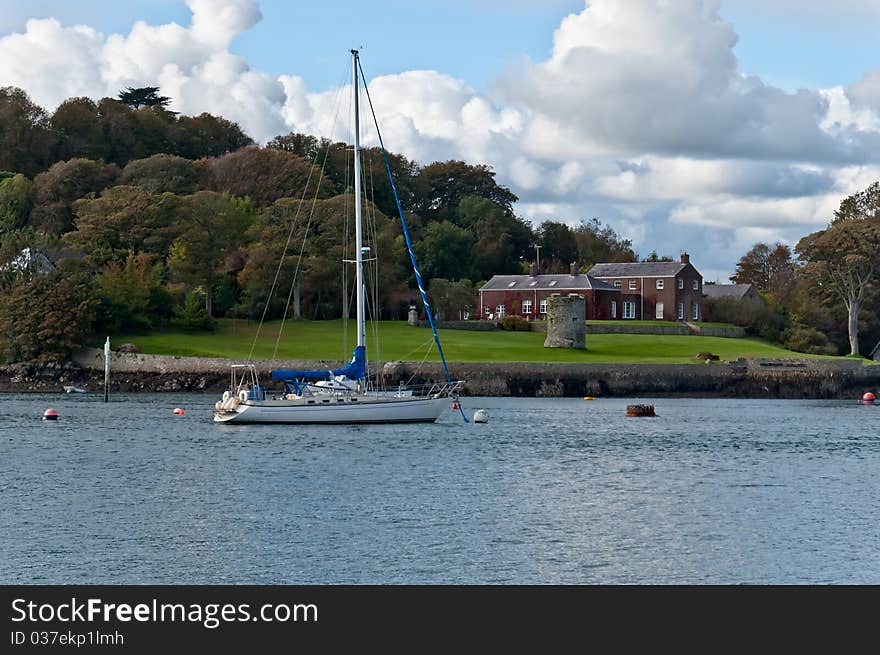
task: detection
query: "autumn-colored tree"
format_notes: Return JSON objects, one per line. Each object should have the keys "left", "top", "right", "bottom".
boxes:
{"left": 172, "top": 113, "right": 252, "bottom": 159}
{"left": 203, "top": 147, "right": 328, "bottom": 206}
{"left": 0, "top": 269, "right": 96, "bottom": 362}
{"left": 572, "top": 218, "right": 636, "bottom": 267}
{"left": 796, "top": 188, "right": 880, "bottom": 355}
{"left": 50, "top": 97, "right": 108, "bottom": 162}
{"left": 95, "top": 252, "right": 170, "bottom": 332}
{"left": 66, "top": 185, "right": 182, "bottom": 262}
{"left": 0, "top": 173, "right": 33, "bottom": 233}
{"left": 29, "top": 158, "right": 120, "bottom": 234}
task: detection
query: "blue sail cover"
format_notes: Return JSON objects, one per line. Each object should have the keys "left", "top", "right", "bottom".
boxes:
{"left": 270, "top": 346, "right": 366, "bottom": 382}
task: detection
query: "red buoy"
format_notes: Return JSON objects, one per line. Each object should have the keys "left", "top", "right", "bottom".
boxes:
{"left": 451, "top": 402, "right": 459, "bottom": 410}
{"left": 862, "top": 392, "right": 875, "bottom": 405}
{"left": 42, "top": 408, "right": 58, "bottom": 421}
{"left": 173, "top": 408, "right": 185, "bottom": 415}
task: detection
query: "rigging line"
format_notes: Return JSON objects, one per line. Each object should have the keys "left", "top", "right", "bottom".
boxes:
{"left": 358, "top": 58, "right": 468, "bottom": 423}
{"left": 247, "top": 59, "right": 350, "bottom": 364}
{"left": 272, "top": 66, "right": 350, "bottom": 359}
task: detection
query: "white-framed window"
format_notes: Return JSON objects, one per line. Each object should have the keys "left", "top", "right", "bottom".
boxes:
{"left": 656, "top": 279, "right": 664, "bottom": 290}
{"left": 678, "top": 302, "right": 684, "bottom": 320}
{"left": 611, "top": 300, "right": 617, "bottom": 319}
{"left": 522, "top": 299, "right": 532, "bottom": 314}
{"left": 678, "top": 278, "right": 684, "bottom": 290}
{"left": 496, "top": 304, "right": 506, "bottom": 318}
{"left": 613, "top": 280, "right": 622, "bottom": 288}
{"left": 623, "top": 301, "right": 636, "bottom": 319}
{"left": 628, "top": 280, "right": 637, "bottom": 290}
{"left": 693, "top": 279, "right": 699, "bottom": 291}
{"left": 539, "top": 299, "right": 547, "bottom": 314}
{"left": 485, "top": 306, "right": 492, "bottom": 317}
{"left": 655, "top": 302, "right": 664, "bottom": 319}
{"left": 692, "top": 302, "right": 699, "bottom": 320}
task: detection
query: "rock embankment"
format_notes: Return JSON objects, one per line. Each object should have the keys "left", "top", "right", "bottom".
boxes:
{"left": 0, "top": 348, "right": 876, "bottom": 398}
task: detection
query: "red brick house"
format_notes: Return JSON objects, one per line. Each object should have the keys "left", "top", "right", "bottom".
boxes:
{"left": 479, "top": 254, "right": 703, "bottom": 322}
{"left": 587, "top": 254, "right": 703, "bottom": 321}
{"left": 478, "top": 263, "right": 619, "bottom": 320}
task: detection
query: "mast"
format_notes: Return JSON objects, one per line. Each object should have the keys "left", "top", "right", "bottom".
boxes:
{"left": 352, "top": 49, "right": 366, "bottom": 351}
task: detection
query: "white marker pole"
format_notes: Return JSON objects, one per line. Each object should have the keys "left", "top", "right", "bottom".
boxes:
{"left": 103, "top": 336, "right": 110, "bottom": 403}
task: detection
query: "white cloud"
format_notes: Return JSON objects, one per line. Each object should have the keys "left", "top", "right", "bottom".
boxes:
{"left": 1, "top": 0, "right": 880, "bottom": 279}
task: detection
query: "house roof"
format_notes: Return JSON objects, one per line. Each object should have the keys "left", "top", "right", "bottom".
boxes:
{"left": 702, "top": 283, "right": 755, "bottom": 299}
{"left": 480, "top": 273, "right": 618, "bottom": 292}
{"left": 587, "top": 261, "right": 688, "bottom": 278}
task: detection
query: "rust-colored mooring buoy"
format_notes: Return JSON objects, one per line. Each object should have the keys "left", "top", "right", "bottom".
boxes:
{"left": 42, "top": 408, "right": 59, "bottom": 421}
{"left": 626, "top": 404, "right": 655, "bottom": 417}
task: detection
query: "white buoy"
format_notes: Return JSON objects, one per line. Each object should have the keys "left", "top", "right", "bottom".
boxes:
{"left": 473, "top": 409, "right": 489, "bottom": 423}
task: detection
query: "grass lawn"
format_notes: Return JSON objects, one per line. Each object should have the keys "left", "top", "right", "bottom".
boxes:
{"left": 111, "top": 319, "right": 838, "bottom": 364}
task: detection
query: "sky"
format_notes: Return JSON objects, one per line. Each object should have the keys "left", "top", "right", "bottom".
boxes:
{"left": 1, "top": 0, "right": 879, "bottom": 282}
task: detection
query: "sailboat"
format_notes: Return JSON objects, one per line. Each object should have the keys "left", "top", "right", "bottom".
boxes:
{"left": 213, "top": 50, "right": 463, "bottom": 424}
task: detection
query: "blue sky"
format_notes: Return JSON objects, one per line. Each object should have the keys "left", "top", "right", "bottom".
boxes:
{"left": 2, "top": 0, "right": 876, "bottom": 93}
{"left": 1, "top": 0, "right": 879, "bottom": 279}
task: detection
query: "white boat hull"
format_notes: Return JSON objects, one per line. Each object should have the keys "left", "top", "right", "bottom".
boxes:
{"left": 214, "top": 394, "right": 450, "bottom": 424}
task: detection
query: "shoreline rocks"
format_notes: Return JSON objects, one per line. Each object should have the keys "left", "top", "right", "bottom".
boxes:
{"left": 0, "top": 349, "right": 877, "bottom": 398}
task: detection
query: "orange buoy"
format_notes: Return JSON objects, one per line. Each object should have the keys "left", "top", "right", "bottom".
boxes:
{"left": 626, "top": 404, "right": 655, "bottom": 417}
{"left": 42, "top": 408, "right": 59, "bottom": 421}
{"left": 862, "top": 392, "right": 875, "bottom": 405}
{"left": 173, "top": 408, "right": 185, "bottom": 415}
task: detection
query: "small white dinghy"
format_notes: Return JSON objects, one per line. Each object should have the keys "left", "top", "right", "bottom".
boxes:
{"left": 63, "top": 385, "right": 87, "bottom": 394}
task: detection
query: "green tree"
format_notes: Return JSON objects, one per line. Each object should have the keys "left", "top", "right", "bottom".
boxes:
{"left": 50, "top": 97, "right": 108, "bottom": 162}
{"left": 797, "top": 189, "right": 880, "bottom": 355}
{"left": 536, "top": 221, "right": 578, "bottom": 272}
{"left": 0, "top": 173, "right": 33, "bottom": 233}
{"left": 428, "top": 278, "right": 476, "bottom": 320}
{"left": 118, "top": 86, "right": 171, "bottom": 109}
{"left": 572, "top": 218, "right": 636, "bottom": 267}
{"left": 95, "top": 252, "right": 167, "bottom": 333}
{"left": 458, "top": 195, "right": 533, "bottom": 278}
{"left": 413, "top": 220, "right": 474, "bottom": 281}
{"left": 168, "top": 192, "right": 253, "bottom": 317}
{"left": 0, "top": 87, "right": 56, "bottom": 176}
{"left": 119, "top": 154, "right": 202, "bottom": 194}
{"left": 413, "top": 160, "right": 517, "bottom": 224}
{"left": 173, "top": 113, "right": 253, "bottom": 159}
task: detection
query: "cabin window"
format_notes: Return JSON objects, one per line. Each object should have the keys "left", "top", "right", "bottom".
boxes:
{"left": 693, "top": 303, "right": 700, "bottom": 320}
{"left": 337, "top": 398, "right": 344, "bottom": 402}
{"left": 323, "top": 399, "right": 330, "bottom": 403}
{"left": 693, "top": 279, "right": 699, "bottom": 291}
{"left": 655, "top": 302, "right": 664, "bottom": 319}
{"left": 539, "top": 300, "right": 547, "bottom": 314}
{"left": 308, "top": 400, "right": 315, "bottom": 404}
{"left": 656, "top": 279, "right": 664, "bottom": 290}
{"left": 678, "top": 302, "right": 684, "bottom": 320}
{"left": 623, "top": 301, "right": 636, "bottom": 319}
{"left": 628, "top": 280, "right": 637, "bottom": 290}
{"left": 611, "top": 300, "right": 617, "bottom": 319}
{"left": 522, "top": 299, "right": 532, "bottom": 314}
{"left": 678, "top": 278, "right": 684, "bottom": 289}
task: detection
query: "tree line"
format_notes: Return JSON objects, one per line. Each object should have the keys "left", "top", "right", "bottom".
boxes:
{"left": 0, "top": 87, "right": 637, "bottom": 361}
{"left": 708, "top": 182, "right": 880, "bottom": 357}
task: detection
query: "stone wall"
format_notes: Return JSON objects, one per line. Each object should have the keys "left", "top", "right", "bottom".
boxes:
{"left": 529, "top": 321, "right": 745, "bottom": 338}
{"left": 3, "top": 348, "right": 877, "bottom": 398}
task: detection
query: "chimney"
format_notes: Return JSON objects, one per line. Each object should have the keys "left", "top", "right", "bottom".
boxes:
{"left": 680, "top": 252, "right": 690, "bottom": 265}
{"left": 569, "top": 261, "right": 578, "bottom": 276}
{"left": 529, "top": 262, "right": 537, "bottom": 277}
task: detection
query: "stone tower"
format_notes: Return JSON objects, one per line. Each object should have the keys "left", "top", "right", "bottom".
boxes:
{"left": 544, "top": 294, "right": 586, "bottom": 349}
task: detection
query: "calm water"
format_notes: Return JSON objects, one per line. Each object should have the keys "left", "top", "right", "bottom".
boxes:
{"left": 1, "top": 393, "right": 878, "bottom": 584}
